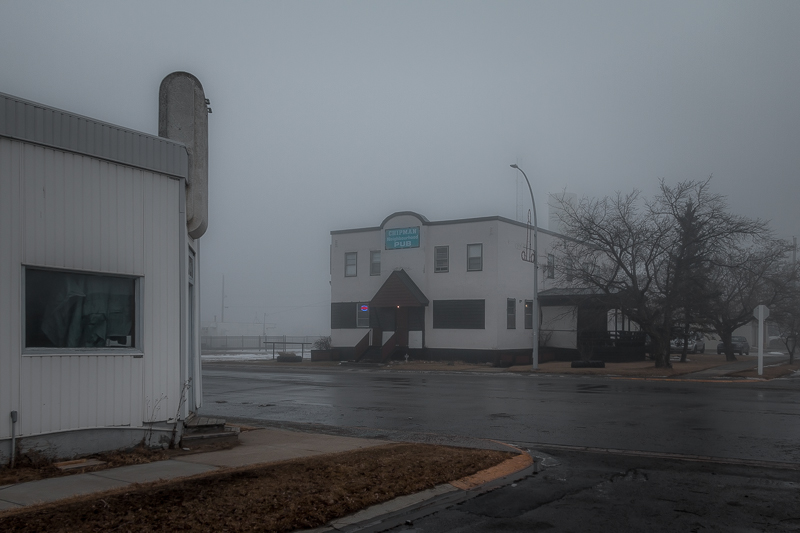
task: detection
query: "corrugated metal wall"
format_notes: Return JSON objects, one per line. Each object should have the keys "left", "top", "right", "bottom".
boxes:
{"left": 0, "top": 92, "right": 188, "bottom": 179}
{"left": 0, "top": 137, "right": 182, "bottom": 439}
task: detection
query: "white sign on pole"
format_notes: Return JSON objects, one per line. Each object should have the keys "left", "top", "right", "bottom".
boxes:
{"left": 753, "top": 305, "right": 769, "bottom": 376}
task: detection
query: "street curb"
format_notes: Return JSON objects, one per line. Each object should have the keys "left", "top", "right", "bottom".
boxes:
{"left": 300, "top": 443, "right": 537, "bottom": 533}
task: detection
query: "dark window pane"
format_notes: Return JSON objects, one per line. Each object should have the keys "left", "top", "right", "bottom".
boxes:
{"left": 356, "top": 303, "right": 370, "bottom": 328}
{"left": 331, "top": 302, "right": 357, "bottom": 329}
{"left": 432, "top": 300, "right": 485, "bottom": 329}
{"left": 26, "top": 268, "right": 136, "bottom": 348}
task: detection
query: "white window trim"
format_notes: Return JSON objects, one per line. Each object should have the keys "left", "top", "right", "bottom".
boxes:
{"left": 507, "top": 298, "right": 516, "bottom": 329}
{"left": 467, "top": 243, "right": 483, "bottom": 272}
{"left": 370, "top": 251, "right": 381, "bottom": 276}
{"left": 434, "top": 246, "right": 449, "bottom": 273}
{"left": 22, "top": 265, "right": 144, "bottom": 357}
{"left": 345, "top": 252, "right": 357, "bottom": 277}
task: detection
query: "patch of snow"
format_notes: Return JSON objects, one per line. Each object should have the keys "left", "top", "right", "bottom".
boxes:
{"left": 202, "top": 352, "right": 309, "bottom": 362}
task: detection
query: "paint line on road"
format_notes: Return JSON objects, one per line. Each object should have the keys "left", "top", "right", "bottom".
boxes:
{"left": 611, "top": 377, "right": 765, "bottom": 383}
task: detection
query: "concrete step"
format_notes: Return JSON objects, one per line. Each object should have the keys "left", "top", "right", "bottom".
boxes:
{"left": 184, "top": 416, "right": 226, "bottom": 435}
{"left": 180, "top": 427, "right": 240, "bottom": 448}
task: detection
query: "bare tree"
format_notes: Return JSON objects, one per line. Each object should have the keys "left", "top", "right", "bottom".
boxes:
{"left": 554, "top": 178, "right": 770, "bottom": 368}
{"left": 705, "top": 239, "right": 793, "bottom": 361}
{"left": 766, "top": 260, "right": 800, "bottom": 364}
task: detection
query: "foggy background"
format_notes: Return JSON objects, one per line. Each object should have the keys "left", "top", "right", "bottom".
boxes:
{"left": 2, "top": 1, "right": 798, "bottom": 336}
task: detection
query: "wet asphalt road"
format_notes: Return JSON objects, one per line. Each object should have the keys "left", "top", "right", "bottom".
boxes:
{"left": 199, "top": 362, "right": 800, "bottom": 464}
{"left": 385, "top": 449, "right": 800, "bottom": 533}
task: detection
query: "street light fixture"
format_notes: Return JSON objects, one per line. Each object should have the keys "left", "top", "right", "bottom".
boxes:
{"left": 510, "top": 164, "right": 539, "bottom": 370}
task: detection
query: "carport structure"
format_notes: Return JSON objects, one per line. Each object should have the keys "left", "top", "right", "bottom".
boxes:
{"left": 539, "top": 288, "right": 646, "bottom": 362}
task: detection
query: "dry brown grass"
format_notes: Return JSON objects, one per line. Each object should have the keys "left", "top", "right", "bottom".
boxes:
{"left": 522, "top": 353, "right": 734, "bottom": 378}
{"left": 0, "top": 443, "right": 515, "bottom": 533}
{"left": 381, "top": 353, "right": 741, "bottom": 378}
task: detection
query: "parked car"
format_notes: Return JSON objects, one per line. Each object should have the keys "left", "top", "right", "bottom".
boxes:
{"left": 670, "top": 335, "right": 706, "bottom": 354}
{"left": 716, "top": 336, "right": 750, "bottom": 355}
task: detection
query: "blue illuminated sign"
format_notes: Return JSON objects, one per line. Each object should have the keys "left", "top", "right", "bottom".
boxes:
{"left": 385, "top": 227, "right": 420, "bottom": 249}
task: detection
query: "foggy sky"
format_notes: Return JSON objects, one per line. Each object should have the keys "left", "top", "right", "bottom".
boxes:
{"left": 2, "top": 1, "right": 798, "bottom": 335}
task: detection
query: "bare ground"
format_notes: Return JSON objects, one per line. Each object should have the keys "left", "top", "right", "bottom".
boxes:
{"left": 0, "top": 443, "right": 515, "bottom": 533}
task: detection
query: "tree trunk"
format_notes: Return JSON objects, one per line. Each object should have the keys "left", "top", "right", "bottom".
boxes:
{"left": 654, "top": 342, "right": 672, "bottom": 368}
{"left": 722, "top": 339, "right": 737, "bottom": 362}
{"left": 680, "top": 338, "right": 689, "bottom": 363}
{"left": 680, "top": 321, "right": 690, "bottom": 363}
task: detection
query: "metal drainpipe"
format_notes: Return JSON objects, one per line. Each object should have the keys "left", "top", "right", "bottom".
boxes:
{"left": 10, "top": 411, "right": 18, "bottom": 468}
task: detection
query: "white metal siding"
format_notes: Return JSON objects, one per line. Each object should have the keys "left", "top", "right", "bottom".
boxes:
{"left": 0, "top": 135, "right": 22, "bottom": 440}
{"left": 0, "top": 137, "right": 182, "bottom": 439}
{"left": 0, "top": 93, "right": 188, "bottom": 179}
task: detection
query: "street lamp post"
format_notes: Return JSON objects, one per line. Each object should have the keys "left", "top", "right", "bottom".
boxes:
{"left": 510, "top": 164, "right": 539, "bottom": 370}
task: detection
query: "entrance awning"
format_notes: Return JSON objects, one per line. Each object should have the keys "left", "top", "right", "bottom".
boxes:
{"left": 370, "top": 269, "right": 429, "bottom": 308}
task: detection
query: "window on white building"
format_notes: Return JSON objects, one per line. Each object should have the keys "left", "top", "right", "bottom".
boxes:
{"left": 507, "top": 298, "right": 516, "bottom": 329}
{"left": 345, "top": 252, "right": 357, "bottom": 277}
{"left": 547, "top": 254, "right": 555, "bottom": 279}
{"left": 25, "top": 267, "right": 137, "bottom": 349}
{"left": 370, "top": 251, "right": 381, "bottom": 276}
{"left": 467, "top": 243, "right": 482, "bottom": 271}
{"left": 356, "top": 303, "right": 370, "bottom": 328}
{"left": 432, "top": 299, "right": 485, "bottom": 329}
{"left": 524, "top": 300, "right": 533, "bottom": 329}
{"left": 434, "top": 246, "right": 449, "bottom": 273}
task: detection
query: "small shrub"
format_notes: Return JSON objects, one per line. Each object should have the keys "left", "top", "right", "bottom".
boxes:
{"left": 313, "top": 336, "right": 332, "bottom": 350}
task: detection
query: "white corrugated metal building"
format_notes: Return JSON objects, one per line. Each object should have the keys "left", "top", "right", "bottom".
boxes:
{"left": 0, "top": 75, "right": 207, "bottom": 462}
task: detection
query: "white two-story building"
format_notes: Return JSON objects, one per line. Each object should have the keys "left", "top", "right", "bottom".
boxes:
{"left": 330, "top": 211, "right": 591, "bottom": 364}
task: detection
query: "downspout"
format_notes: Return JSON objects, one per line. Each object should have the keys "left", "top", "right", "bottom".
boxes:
{"left": 10, "top": 411, "right": 18, "bottom": 468}
{"left": 179, "top": 176, "right": 188, "bottom": 416}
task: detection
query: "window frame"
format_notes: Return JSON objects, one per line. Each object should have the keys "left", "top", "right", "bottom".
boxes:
{"left": 434, "top": 245, "right": 449, "bottom": 273}
{"left": 22, "top": 265, "right": 143, "bottom": 357}
{"left": 467, "top": 243, "right": 483, "bottom": 272}
{"left": 524, "top": 300, "right": 533, "bottom": 329}
{"left": 369, "top": 251, "right": 381, "bottom": 276}
{"left": 345, "top": 252, "right": 357, "bottom": 277}
{"left": 507, "top": 298, "right": 516, "bottom": 329}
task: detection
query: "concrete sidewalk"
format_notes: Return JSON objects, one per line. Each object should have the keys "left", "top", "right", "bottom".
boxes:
{"left": 683, "top": 353, "right": 789, "bottom": 379}
{"left": 0, "top": 428, "right": 391, "bottom": 511}
{"left": 0, "top": 426, "right": 535, "bottom": 532}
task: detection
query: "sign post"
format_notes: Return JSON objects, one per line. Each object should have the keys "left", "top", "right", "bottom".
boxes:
{"left": 753, "top": 304, "right": 770, "bottom": 376}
